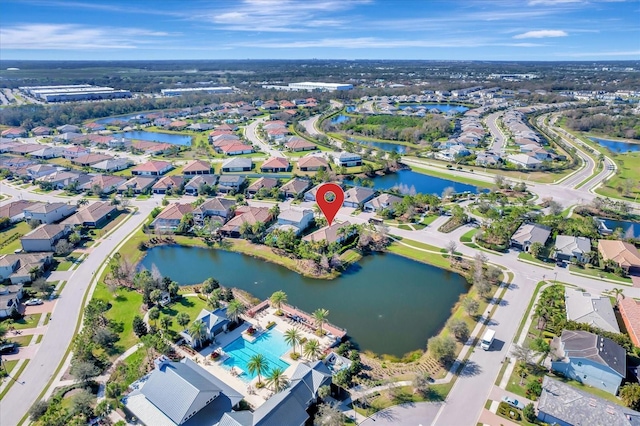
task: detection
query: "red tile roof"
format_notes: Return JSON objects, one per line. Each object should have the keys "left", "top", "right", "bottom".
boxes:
{"left": 298, "top": 156, "right": 328, "bottom": 169}
{"left": 182, "top": 160, "right": 211, "bottom": 173}
{"left": 619, "top": 297, "right": 640, "bottom": 347}
{"left": 132, "top": 160, "right": 173, "bottom": 173}
{"left": 261, "top": 157, "right": 290, "bottom": 170}
{"left": 219, "top": 143, "right": 252, "bottom": 154}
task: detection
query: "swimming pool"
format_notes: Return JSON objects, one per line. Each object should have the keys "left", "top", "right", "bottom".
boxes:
{"left": 221, "top": 329, "right": 290, "bottom": 381}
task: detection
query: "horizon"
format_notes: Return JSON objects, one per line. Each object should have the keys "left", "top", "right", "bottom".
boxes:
{"left": 2, "top": 0, "right": 639, "bottom": 61}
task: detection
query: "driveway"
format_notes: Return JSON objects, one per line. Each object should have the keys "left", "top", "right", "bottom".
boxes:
{"left": 358, "top": 402, "right": 443, "bottom": 426}
{"left": 24, "top": 300, "right": 55, "bottom": 315}
{"left": 2, "top": 344, "right": 40, "bottom": 361}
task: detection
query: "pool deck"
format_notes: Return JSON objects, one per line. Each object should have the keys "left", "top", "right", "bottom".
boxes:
{"left": 190, "top": 307, "right": 338, "bottom": 409}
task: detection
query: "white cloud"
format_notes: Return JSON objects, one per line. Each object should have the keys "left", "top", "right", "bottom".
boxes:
{"left": 232, "top": 37, "right": 542, "bottom": 49}
{"left": 513, "top": 29, "right": 568, "bottom": 38}
{"left": 562, "top": 49, "right": 640, "bottom": 57}
{"left": 0, "top": 24, "right": 169, "bottom": 49}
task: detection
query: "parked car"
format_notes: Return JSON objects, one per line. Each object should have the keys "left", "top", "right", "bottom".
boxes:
{"left": 0, "top": 343, "right": 17, "bottom": 354}
{"left": 24, "top": 298, "right": 43, "bottom": 306}
{"left": 502, "top": 396, "right": 525, "bottom": 410}
{"left": 556, "top": 261, "right": 566, "bottom": 268}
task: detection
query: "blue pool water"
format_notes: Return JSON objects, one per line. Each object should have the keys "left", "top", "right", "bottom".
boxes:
{"left": 221, "top": 329, "right": 290, "bottom": 381}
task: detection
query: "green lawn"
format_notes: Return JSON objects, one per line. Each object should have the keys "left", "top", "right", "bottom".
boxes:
{"left": 157, "top": 296, "right": 208, "bottom": 333}
{"left": 8, "top": 335, "right": 32, "bottom": 347}
{"left": 517, "top": 252, "right": 554, "bottom": 269}
{"left": 55, "top": 256, "right": 77, "bottom": 271}
{"left": 7, "top": 313, "right": 42, "bottom": 330}
{"left": 386, "top": 240, "right": 452, "bottom": 271}
{"left": 460, "top": 228, "right": 478, "bottom": 243}
{"left": 0, "top": 360, "right": 29, "bottom": 399}
{"left": 92, "top": 284, "right": 144, "bottom": 356}
{"left": 568, "top": 264, "right": 632, "bottom": 284}
{"left": 2, "top": 359, "right": 18, "bottom": 375}
{"left": 0, "top": 221, "right": 31, "bottom": 254}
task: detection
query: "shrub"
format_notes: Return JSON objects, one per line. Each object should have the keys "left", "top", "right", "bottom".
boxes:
{"left": 290, "top": 352, "right": 301, "bottom": 360}
{"left": 523, "top": 403, "right": 536, "bottom": 422}
{"left": 525, "top": 378, "right": 543, "bottom": 399}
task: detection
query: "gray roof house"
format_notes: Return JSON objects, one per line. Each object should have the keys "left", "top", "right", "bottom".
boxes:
{"left": 217, "top": 175, "right": 246, "bottom": 194}
{"left": 554, "top": 235, "right": 592, "bottom": 263}
{"left": 565, "top": 288, "right": 620, "bottom": 333}
{"left": 20, "top": 224, "right": 71, "bottom": 252}
{"left": 192, "top": 197, "right": 235, "bottom": 225}
{"left": 23, "top": 202, "right": 77, "bottom": 225}
{"left": 117, "top": 176, "right": 157, "bottom": 194}
{"left": 537, "top": 376, "right": 640, "bottom": 426}
{"left": 185, "top": 175, "right": 218, "bottom": 195}
{"left": 218, "top": 361, "right": 332, "bottom": 426}
{"left": 550, "top": 330, "right": 626, "bottom": 395}
{"left": 343, "top": 187, "right": 376, "bottom": 208}
{"left": 510, "top": 223, "right": 551, "bottom": 252}
{"left": 180, "top": 308, "right": 229, "bottom": 347}
{"left": 364, "top": 193, "right": 402, "bottom": 213}
{"left": 0, "top": 283, "right": 23, "bottom": 318}
{"left": 221, "top": 157, "right": 252, "bottom": 173}
{"left": 279, "top": 178, "right": 311, "bottom": 198}
{"left": 123, "top": 356, "right": 243, "bottom": 426}
{"left": 277, "top": 208, "right": 314, "bottom": 235}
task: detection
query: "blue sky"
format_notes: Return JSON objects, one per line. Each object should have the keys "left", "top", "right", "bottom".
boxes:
{"left": 1, "top": 0, "right": 639, "bottom": 60}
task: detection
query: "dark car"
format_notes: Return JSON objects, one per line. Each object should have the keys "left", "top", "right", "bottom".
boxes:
{"left": 556, "top": 261, "right": 566, "bottom": 268}
{"left": 0, "top": 343, "right": 17, "bottom": 354}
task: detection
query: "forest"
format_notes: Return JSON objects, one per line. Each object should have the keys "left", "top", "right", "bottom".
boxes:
{"left": 327, "top": 114, "right": 452, "bottom": 144}
{"left": 564, "top": 106, "right": 640, "bottom": 140}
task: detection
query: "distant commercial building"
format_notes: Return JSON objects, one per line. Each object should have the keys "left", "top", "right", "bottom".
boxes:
{"left": 262, "top": 82, "right": 353, "bottom": 92}
{"left": 19, "top": 84, "right": 132, "bottom": 102}
{"left": 161, "top": 87, "right": 235, "bottom": 96}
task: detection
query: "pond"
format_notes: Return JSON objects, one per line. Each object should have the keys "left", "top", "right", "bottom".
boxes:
{"left": 331, "top": 114, "right": 350, "bottom": 124}
{"left": 349, "top": 138, "right": 409, "bottom": 154}
{"left": 398, "top": 103, "right": 469, "bottom": 113}
{"left": 347, "top": 169, "right": 480, "bottom": 195}
{"left": 139, "top": 247, "right": 469, "bottom": 356}
{"left": 115, "top": 131, "right": 192, "bottom": 146}
{"left": 590, "top": 137, "right": 640, "bottom": 153}
{"left": 599, "top": 218, "right": 640, "bottom": 238}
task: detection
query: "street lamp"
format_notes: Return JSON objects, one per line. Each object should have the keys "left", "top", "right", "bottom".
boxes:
{"left": 554, "top": 272, "right": 558, "bottom": 284}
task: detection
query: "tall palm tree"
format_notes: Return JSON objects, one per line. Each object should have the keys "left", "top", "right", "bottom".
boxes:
{"left": 611, "top": 288, "right": 625, "bottom": 307}
{"left": 284, "top": 327, "right": 302, "bottom": 355}
{"left": 265, "top": 367, "right": 288, "bottom": 392}
{"left": 303, "top": 339, "right": 321, "bottom": 361}
{"left": 247, "top": 354, "right": 268, "bottom": 384}
{"left": 270, "top": 290, "right": 287, "bottom": 314}
{"left": 189, "top": 320, "right": 207, "bottom": 348}
{"left": 312, "top": 308, "right": 329, "bottom": 335}
{"left": 239, "top": 221, "right": 253, "bottom": 240}
{"left": 226, "top": 300, "right": 246, "bottom": 324}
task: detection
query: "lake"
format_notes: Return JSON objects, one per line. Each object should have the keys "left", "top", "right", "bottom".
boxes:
{"left": 139, "top": 247, "right": 469, "bottom": 356}
{"left": 350, "top": 138, "right": 409, "bottom": 154}
{"left": 590, "top": 137, "right": 640, "bottom": 153}
{"left": 116, "top": 131, "right": 192, "bottom": 146}
{"left": 600, "top": 218, "right": 640, "bottom": 238}
{"left": 347, "top": 169, "right": 479, "bottom": 195}
{"left": 398, "top": 103, "right": 469, "bottom": 113}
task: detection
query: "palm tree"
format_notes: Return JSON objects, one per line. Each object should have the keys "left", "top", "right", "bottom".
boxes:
{"left": 265, "top": 367, "right": 288, "bottom": 392}
{"left": 312, "top": 308, "right": 329, "bottom": 335}
{"left": 303, "top": 338, "right": 321, "bottom": 361}
{"left": 160, "top": 315, "right": 172, "bottom": 332}
{"left": 611, "top": 288, "right": 625, "bottom": 307}
{"left": 77, "top": 197, "right": 89, "bottom": 208}
{"left": 226, "top": 299, "right": 246, "bottom": 324}
{"left": 247, "top": 354, "right": 268, "bottom": 384}
{"left": 189, "top": 320, "right": 207, "bottom": 348}
{"left": 239, "top": 221, "right": 253, "bottom": 240}
{"left": 270, "top": 290, "right": 287, "bottom": 315}
{"left": 284, "top": 327, "right": 302, "bottom": 355}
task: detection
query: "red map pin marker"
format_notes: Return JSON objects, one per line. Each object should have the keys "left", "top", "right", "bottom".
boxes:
{"left": 316, "top": 183, "right": 344, "bottom": 226}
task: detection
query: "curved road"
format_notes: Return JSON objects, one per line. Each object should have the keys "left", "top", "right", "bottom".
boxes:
{"left": 0, "top": 184, "right": 158, "bottom": 426}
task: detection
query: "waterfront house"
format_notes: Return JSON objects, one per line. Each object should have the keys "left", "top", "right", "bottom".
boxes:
{"left": 180, "top": 308, "right": 229, "bottom": 347}
{"left": 303, "top": 221, "right": 354, "bottom": 244}
{"left": 333, "top": 152, "right": 362, "bottom": 167}
{"left": 219, "top": 207, "right": 272, "bottom": 238}
{"left": 364, "top": 193, "right": 403, "bottom": 213}
{"left": 343, "top": 187, "right": 376, "bottom": 208}
{"left": 150, "top": 203, "right": 193, "bottom": 231}
{"left": 277, "top": 208, "right": 314, "bottom": 235}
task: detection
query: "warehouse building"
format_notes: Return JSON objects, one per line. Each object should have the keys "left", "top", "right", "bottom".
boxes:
{"left": 19, "top": 84, "right": 132, "bottom": 102}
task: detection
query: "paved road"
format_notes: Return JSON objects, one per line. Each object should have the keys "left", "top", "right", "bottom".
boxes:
{"left": 243, "top": 116, "right": 285, "bottom": 158}
{"left": 359, "top": 402, "right": 443, "bottom": 426}
{"left": 485, "top": 112, "right": 506, "bottom": 153}
{"left": 0, "top": 190, "right": 158, "bottom": 426}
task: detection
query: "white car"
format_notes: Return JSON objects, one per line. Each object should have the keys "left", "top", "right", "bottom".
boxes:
{"left": 24, "top": 298, "right": 43, "bottom": 306}
{"left": 502, "top": 396, "right": 526, "bottom": 410}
